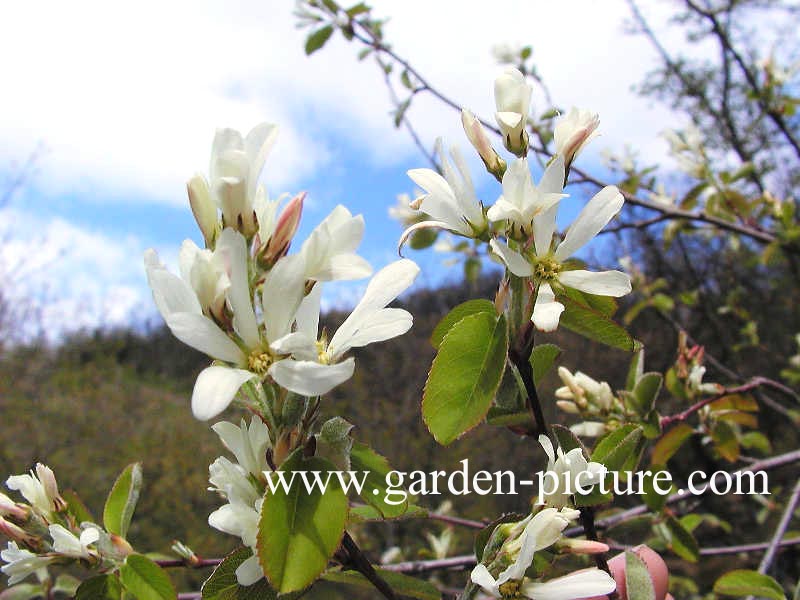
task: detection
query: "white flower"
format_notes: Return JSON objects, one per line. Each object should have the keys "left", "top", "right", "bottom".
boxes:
{"left": 495, "top": 67, "right": 532, "bottom": 155}
{"left": 145, "top": 228, "right": 308, "bottom": 420}
{"left": 212, "top": 419, "right": 270, "bottom": 478}
{"left": 538, "top": 436, "right": 606, "bottom": 508}
{"left": 553, "top": 108, "right": 600, "bottom": 169}
{"left": 300, "top": 205, "right": 372, "bottom": 281}
{"left": 235, "top": 553, "right": 264, "bottom": 587}
{"left": 178, "top": 239, "right": 231, "bottom": 322}
{"left": 207, "top": 123, "right": 279, "bottom": 238}
{"left": 489, "top": 185, "right": 631, "bottom": 331}
{"left": 49, "top": 524, "right": 99, "bottom": 559}
{"left": 388, "top": 193, "right": 418, "bottom": 226}
{"left": 687, "top": 366, "right": 722, "bottom": 395}
{"left": 6, "top": 464, "right": 60, "bottom": 515}
{"left": 486, "top": 157, "right": 566, "bottom": 233}
{"left": 519, "top": 569, "right": 616, "bottom": 599}
{"left": 0, "top": 542, "right": 53, "bottom": 585}
{"left": 471, "top": 508, "right": 613, "bottom": 599}
{"left": 401, "top": 140, "right": 487, "bottom": 247}
{"left": 208, "top": 457, "right": 260, "bottom": 506}
{"left": 269, "top": 259, "right": 419, "bottom": 397}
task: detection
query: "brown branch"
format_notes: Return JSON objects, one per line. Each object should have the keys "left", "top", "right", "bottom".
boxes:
{"left": 659, "top": 377, "right": 777, "bottom": 428}
{"left": 382, "top": 554, "right": 476, "bottom": 574}
{"left": 757, "top": 477, "right": 800, "bottom": 575}
{"left": 155, "top": 557, "right": 221, "bottom": 569}
{"left": 564, "top": 448, "right": 800, "bottom": 536}
{"left": 608, "top": 536, "right": 800, "bottom": 556}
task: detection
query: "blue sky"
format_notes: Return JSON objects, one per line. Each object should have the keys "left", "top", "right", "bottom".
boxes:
{"left": 0, "top": 0, "right": 689, "bottom": 340}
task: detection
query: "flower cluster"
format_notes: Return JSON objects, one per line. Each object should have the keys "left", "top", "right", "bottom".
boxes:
{"left": 145, "top": 123, "right": 419, "bottom": 420}
{"left": 471, "top": 506, "right": 614, "bottom": 599}
{"left": 0, "top": 464, "right": 109, "bottom": 587}
{"left": 398, "top": 67, "right": 631, "bottom": 332}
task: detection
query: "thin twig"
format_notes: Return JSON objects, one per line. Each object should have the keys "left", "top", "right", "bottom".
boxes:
{"left": 382, "top": 554, "right": 477, "bottom": 574}
{"left": 757, "top": 477, "right": 800, "bottom": 574}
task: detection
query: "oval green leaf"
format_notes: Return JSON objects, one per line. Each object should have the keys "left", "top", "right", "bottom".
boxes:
{"left": 103, "top": 463, "right": 142, "bottom": 538}
{"left": 119, "top": 554, "right": 176, "bottom": 600}
{"left": 257, "top": 455, "right": 348, "bottom": 593}
{"left": 429, "top": 299, "right": 495, "bottom": 349}
{"left": 713, "top": 569, "right": 785, "bottom": 599}
{"left": 423, "top": 312, "right": 508, "bottom": 445}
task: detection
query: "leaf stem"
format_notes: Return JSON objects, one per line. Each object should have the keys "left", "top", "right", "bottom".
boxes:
{"left": 341, "top": 532, "right": 398, "bottom": 600}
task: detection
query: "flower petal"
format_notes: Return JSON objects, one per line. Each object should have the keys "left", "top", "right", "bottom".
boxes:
{"left": 269, "top": 358, "right": 355, "bottom": 397}
{"left": 217, "top": 228, "right": 260, "bottom": 349}
{"left": 398, "top": 220, "right": 455, "bottom": 252}
{"left": 470, "top": 563, "right": 500, "bottom": 597}
{"left": 328, "top": 259, "right": 419, "bottom": 355}
{"left": 333, "top": 308, "right": 412, "bottom": 355}
{"left": 489, "top": 239, "right": 533, "bottom": 277}
{"left": 165, "top": 313, "right": 245, "bottom": 363}
{"left": 235, "top": 554, "right": 264, "bottom": 587}
{"left": 191, "top": 366, "right": 255, "bottom": 421}
{"left": 144, "top": 249, "right": 202, "bottom": 317}
{"left": 554, "top": 186, "right": 623, "bottom": 261}
{"left": 532, "top": 283, "right": 565, "bottom": 332}
{"left": 262, "top": 254, "right": 307, "bottom": 342}
{"left": 519, "top": 567, "right": 616, "bottom": 600}
{"left": 558, "top": 270, "right": 631, "bottom": 297}
{"left": 314, "top": 253, "right": 373, "bottom": 281}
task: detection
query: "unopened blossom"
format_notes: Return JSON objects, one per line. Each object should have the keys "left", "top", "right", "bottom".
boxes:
{"left": 0, "top": 542, "right": 53, "bottom": 585}
{"left": 270, "top": 259, "right": 419, "bottom": 397}
{"left": 49, "top": 524, "right": 99, "bottom": 559}
{"left": 489, "top": 185, "right": 631, "bottom": 331}
{"left": 570, "top": 422, "right": 608, "bottom": 438}
{"left": 178, "top": 239, "right": 231, "bottom": 324}
{"left": 486, "top": 156, "right": 566, "bottom": 235}
{"left": 556, "top": 367, "right": 614, "bottom": 412}
{"left": 554, "top": 108, "right": 600, "bottom": 170}
{"left": 400, "top": 140, "right": 487, "bottom": 248}
{"left": 300, "top": 205, "right": 372, "bottom": 281}
{"left": 145, "top": 228, "right": 307, "bottom": 420}
{"left": 255, "top": 192, "right": 304, "bottom": 266}
{"left": 6, "top": 464, "right": 62, "bottom": 516}
{"left": 187, "top": 175, "right": 218, "bottom": 248}
{"left": 495, "top": 67, "right": 532, "bottom": 155}
{"left": 538, "top": 435, "right": 606, "bottom": 508}
{"left": 687, "top": 366, "right": 722, "bottom": 395}
{"left": 0, "top": 493, "right": 26, "bottom": 521}
{"left": 462, "top": 110, "right": 504, "bottom": 175}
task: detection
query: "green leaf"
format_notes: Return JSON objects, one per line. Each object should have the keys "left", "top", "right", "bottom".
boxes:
{"left": 430, "top": 299, "right": 495, "bottom": 349}
{"left": 62, "top": 489, "right": 95, "bottom": 524}
{"left": 632, "top": 372, "right": 662, "bottom": 415}
{"left": 559, "top": 294, "right": 635, "bottom": 351}
{"left": 552, "top": 424, "right": 586, "bottom": 454}
{"left": 651, "top": 424, "right": 693, "bottom": 465}
{"left": 347, "top": 503, "right": 427, "bottom": 523}
{"left": 393, "top": 98, "right": 411, "bottom": 127}
{"left": 529, "top": 343, "right": 561, "bottom": 384}
{"left": 103, "top": 463, "right": 142, "bottom": 538}
{"left": 257, "top": 454, "right": 348, "bottom": 593}
{"left": 664, "top": 516, "right": 699, "bottom": 562}
{"left": 345, "top": 2, "right": 370, "bottom": 18}
{"left": 119, "top": 554, "right": 176, "bottom": 600}
{"left": 474, "top": 513, "right": 526, "bottom": 562}
{"left": 591, "top": 425, "right": 643, "bottom": 472}
{"left": 305, "top": 25, "right": 334, "bottom": 55}
{"left": 322, "top": 568, "right": 440, "bottom": 599}
{"left": 625, "top": 550, "right": 656, "bottom": 600}
{"left": 0, "top": 584, "right": 45, "bottom": 600}
{"left": 75, "top": 575, "right": 122, "bottom": 600}
{"left": 201, "top": 547, "right": 278, "bottom": 600}
{"left": 409, "top": 227, "right": 437, "bottom": 250}
{"left": 625, "top": 343, "right": 645, "bottom": 390}
{"left": 350, "top": 442, "right": 411, "bottom": 518}
{"left": 53, "top": 574, "right": 81, "bottom": 599}
{"left": 422, "top": 312, "right": 508, "bottom": 445}
{"left": 713, "top": 570, "right": 785, "bottom": 599}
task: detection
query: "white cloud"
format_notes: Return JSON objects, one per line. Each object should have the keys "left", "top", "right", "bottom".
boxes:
{"left": 0, "top": 0, "right": 687, "bottom": 208}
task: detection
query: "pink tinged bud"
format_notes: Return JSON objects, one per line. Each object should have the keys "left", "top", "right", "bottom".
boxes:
{"left": 188, "top": 175, "right": 218, "bottom": 248}
{"left": 461, "top": 110, "right": 503, "bottom": 174}
{"left": 0, "top": 517, "right": 37, "bottom": 547}
{"left": 0, "top": 493, "right": 27, "bottom": 521}
{"left": 267, "top": 192, "right": 304, "bottom": 260}
{"left": 559, "top": 538, "right": 610, "bottom": 555}
{"left": 35, "top": 464, "right": 65, "bottom": 513}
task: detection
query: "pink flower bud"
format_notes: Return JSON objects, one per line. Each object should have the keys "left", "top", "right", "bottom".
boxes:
{"left": 0, "top": 516, "right": 38, "bottom": 547}
{"left": 462, "top": 110, "right": 504, "bottom": 175}
{"left": 261, "top": 192, "right": 304, "bottom": 265}
{"left": 554, "top": 108, "right": 600, "bottom": 170}
{"left": 559, "top": 538, "right": 610, "bottom": 555}
{"left": 585, "top": 545, "right": 669, "bottom": 600}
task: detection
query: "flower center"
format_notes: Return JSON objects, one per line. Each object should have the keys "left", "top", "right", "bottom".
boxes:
{"left": 498, "top": 580, "right": 522, "bottom": 598}
{"left": 533, "top": 257, "right": 561, "bottom": 282}
{"left": 247, "top": 349, "right": 273, "bottom": 375}
{"left": 316, "top": 340, "right": 331, "bottom": 365}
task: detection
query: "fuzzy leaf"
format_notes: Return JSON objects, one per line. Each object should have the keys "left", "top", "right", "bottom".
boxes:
{"left": 103, "top": 463, "right": 142, "bottom": 538}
